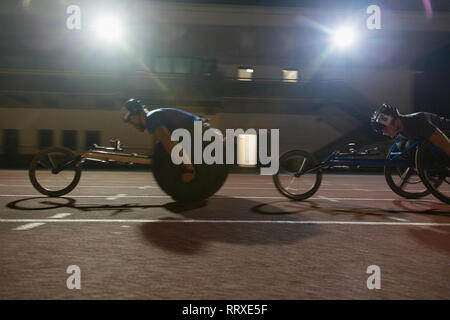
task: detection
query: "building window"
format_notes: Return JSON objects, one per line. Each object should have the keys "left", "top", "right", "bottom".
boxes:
{"left": 173, "top": 57, "right": 192, "bottom": 74}
{"left": 85, "top": 131, "right": 100, "bottom": 149}
{"left": 3, "top": 129, "right": 19, "bottom": 155}
{"left": 282, "top": 69, "right": 298, "bottom": 82}
{"left": 62, "top": 130, "right": 77, "bottom": 150}
{"left": 192, "top": 58, "right": 203, "bottom": 75}
{"left": 38, "top": 130, "right": 53, "bottom": 149}
{"left": 152, "top": 57, "right": 172, "bottom": 73}
{"left": 238, "top": 67, "right": 254, "bottom": 81}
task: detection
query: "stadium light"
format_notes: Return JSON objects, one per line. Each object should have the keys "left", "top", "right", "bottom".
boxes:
{"left": 93, "top": 14, "right": 123, "bottom": 43}
{"left": 332, "top": 26, "right": 357, "bottom": 49}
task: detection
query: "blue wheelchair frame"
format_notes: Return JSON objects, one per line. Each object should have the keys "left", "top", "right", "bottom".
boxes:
{"left": 318, "top": 139, "right": 420, "bottom": 170}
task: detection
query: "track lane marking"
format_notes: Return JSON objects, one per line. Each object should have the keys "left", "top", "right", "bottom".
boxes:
{"left": 48, "top": 213, "right": 72, "bottom": 219}
{"left": 387, "top": 216, "right": 409, "bottom": 222}
{"left": 2, "top": 219, "right": 450, "bottom": 226}
{"left": 106, "top": 194, "right": 128, "bottom": 200}
{"left": 0, "top": 194, "right": 444, "bottom": 203}
{"left": 12, "top": 222, "right": 46, "bottom": 231}
{"left": 0, "top": 184, "right": 397, "bottom": 191}
{"left": 317, "top": 196, "right": 340, "bottom": 203}
{"left": 12, "top": 212, "right": 73, "bottom": 230}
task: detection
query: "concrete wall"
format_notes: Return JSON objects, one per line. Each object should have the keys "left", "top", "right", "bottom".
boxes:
{"left": 0, "top": 106, "right": 355, "bottom": 157}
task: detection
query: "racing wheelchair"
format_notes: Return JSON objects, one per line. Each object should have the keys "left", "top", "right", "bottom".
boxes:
{"left": 273, "top": 138, "right": 449, "bottom": 204}
{"left": 28, "top": 138, "right": 228, "bottom": 203}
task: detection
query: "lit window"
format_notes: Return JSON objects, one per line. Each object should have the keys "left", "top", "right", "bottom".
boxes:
{"left": 282, "top": 69, "right": 298, "bottom": 82}
{"left": 238, "top": 67, "right": 253, "bottom": 81}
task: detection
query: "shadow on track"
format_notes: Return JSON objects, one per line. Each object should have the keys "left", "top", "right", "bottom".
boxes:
{"left": 252, "top": 199, "right": 450, "bottom": 254}
{"left": 391, "top": 200, "right": 450, "bottom": 254}
{"left": 252, "top": 199, "right": 450, "bottom": 218}
{"left": 6, "top": 196, "right": 323, "bottom": 254}
{"left": 140, "top": 196, "right": 322, "bottom": 254}
{"left": 6, "top": 196, "right": 207, "bottom": 215}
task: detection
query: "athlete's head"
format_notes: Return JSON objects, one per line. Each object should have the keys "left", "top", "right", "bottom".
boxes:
{"left": 120, "top": 98, "right": 147, "bottom": 132}
{"left": 370, "top": 103, "right": 402, "bottom": 138}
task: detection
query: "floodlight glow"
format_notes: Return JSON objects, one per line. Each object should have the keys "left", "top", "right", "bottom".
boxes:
{"left": 93, "top": 14, "right": 123, "bottom": 43}
{"left": 332, "top": 27, "right": 356, "bottom": 48}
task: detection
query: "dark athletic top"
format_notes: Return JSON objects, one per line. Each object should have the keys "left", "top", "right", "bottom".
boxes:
{"left": 145, "top": 108, "right": 201, "bottom": 134}
{"left": 398, "top": 112, "right": 450, "bottom": 140}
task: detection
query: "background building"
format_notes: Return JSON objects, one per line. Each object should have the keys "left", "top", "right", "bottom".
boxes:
{"left": 1, "top": 0, "right": 449, "bottom": 167}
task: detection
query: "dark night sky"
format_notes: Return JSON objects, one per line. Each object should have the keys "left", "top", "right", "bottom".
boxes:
{"left": 147, "top": 0, "right": 450, "bottom": 11}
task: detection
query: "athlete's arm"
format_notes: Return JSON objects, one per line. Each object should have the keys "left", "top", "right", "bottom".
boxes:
{"left": 153, "top": 126, "right": 195, "bottom": 182}
{"left": 428, "top": 128, "right": 450, "bottom": 157}
{"left": 153, "top": 126, "right": 177, "bottom": 156}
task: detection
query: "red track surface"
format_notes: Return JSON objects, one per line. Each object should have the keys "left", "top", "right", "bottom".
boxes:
{"left": 0, "top": 170, "right": 449, "bottom": 299}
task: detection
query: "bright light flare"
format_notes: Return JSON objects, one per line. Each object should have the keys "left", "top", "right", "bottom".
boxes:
{"left": 332, "top": 27, "right": 357, "bottom": 49}
{"left": 93, "top": 14, "right": 124, "bottom": 43}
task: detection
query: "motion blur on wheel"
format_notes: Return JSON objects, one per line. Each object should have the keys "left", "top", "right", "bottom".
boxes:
{"left": 384, "top": 139, "right": 436, "bottom": 199}
{"left": 416, "top": 141, "right": 450, "bottom": 204}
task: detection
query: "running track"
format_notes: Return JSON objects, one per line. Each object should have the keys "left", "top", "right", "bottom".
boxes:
{"left": 0, "top": 171, "right": 449, "bottom": 299}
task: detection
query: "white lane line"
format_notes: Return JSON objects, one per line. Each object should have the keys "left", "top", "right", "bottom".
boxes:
{"left": 0, "top": 194, "right": 171, "bottom": 198}
{"left": 12, "top": 212, "right": 72, "bottom": 230}
{"left": 106, "top": 194, "right": 128, "bottom": 200}
{"left": 0, "top": 184, "right": 159, "bottom": 189}
{"left": 12, "top": 222, "right": 46, "bottom": 231}
{"left": 0, "top": 194, "right": 444, "bottom": 203}
{"left": 48, "top": 213, "right": 72, "bottom": 219}
{"left": 419, "top": 226, "right": 449, "bottom": 234}
{"left": 317, "top": 196, "right": 340, "bottom": 203}
{"left": 2, "top": 219, "right": 450, "bottom": 227}
{"left": 0, "top": 185, "right": 387, "bottom": 191}
{"left": 387, "top": 216, "right": 409, "bottom": 222}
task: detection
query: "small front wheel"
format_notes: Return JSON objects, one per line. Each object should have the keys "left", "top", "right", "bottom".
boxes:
{"left": 29, "top": 147, "right": 82, "bottom": 197}
{"left": 273, "top": 150, "right": 322, "bottom": 201}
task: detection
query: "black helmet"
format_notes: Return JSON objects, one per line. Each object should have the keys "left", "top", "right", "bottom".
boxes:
{"left": 120, "top": 98, "right": 146, "bottom": 122}
{"left": 370, "top": 103, "right": 400, "bottom": 135}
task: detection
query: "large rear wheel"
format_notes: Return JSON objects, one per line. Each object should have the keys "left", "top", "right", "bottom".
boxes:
{"left": 152, "top": 143, "right": 228, "bottom": 203}
{"left": 416, "top": 141, "right": 449, "bottom": 204}
{"left": 384, "top": 140, "right": 431, "bottom": 199}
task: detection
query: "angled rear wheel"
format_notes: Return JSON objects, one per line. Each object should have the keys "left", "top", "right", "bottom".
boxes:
{"left": 384, "top": 141, "right": 431, "bottom": 199}
{"left": 416, "top": 141, "right": 449, "bottom": 204}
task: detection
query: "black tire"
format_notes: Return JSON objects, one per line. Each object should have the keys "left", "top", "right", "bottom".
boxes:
{"left": 273, "top": 150, "right": 322, "bottom": 201}
{"left": 384, "top": 141, "right": 431, "bottom": 199}
{"left": 29, "top": 147, "right": 82, "bottom": 197}
{"left": 416, "top": 141, "right": 450, "bottom": 204}
{"left": 152, "top": 143, "right": 229, "bottom": 203}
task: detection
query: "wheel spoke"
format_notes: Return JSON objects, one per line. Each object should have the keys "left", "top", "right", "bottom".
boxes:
{"left": 274, "top": 151, "right": 321, "bottom": 201}
{"left": 30, "top": 147, "right": 81, "bottom": 196}
{"left": 47, "top": 153, "right": 58, "bottom": 170}
{"left": 296, "top": 158, "right": 307, "bottom": 175}
{"left": 399, "top": 168, "right": 413, "bottom": 189}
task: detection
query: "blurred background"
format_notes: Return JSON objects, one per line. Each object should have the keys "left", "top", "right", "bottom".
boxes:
{"left": 0, "top": 0, "right": 449, "bottom": 167}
